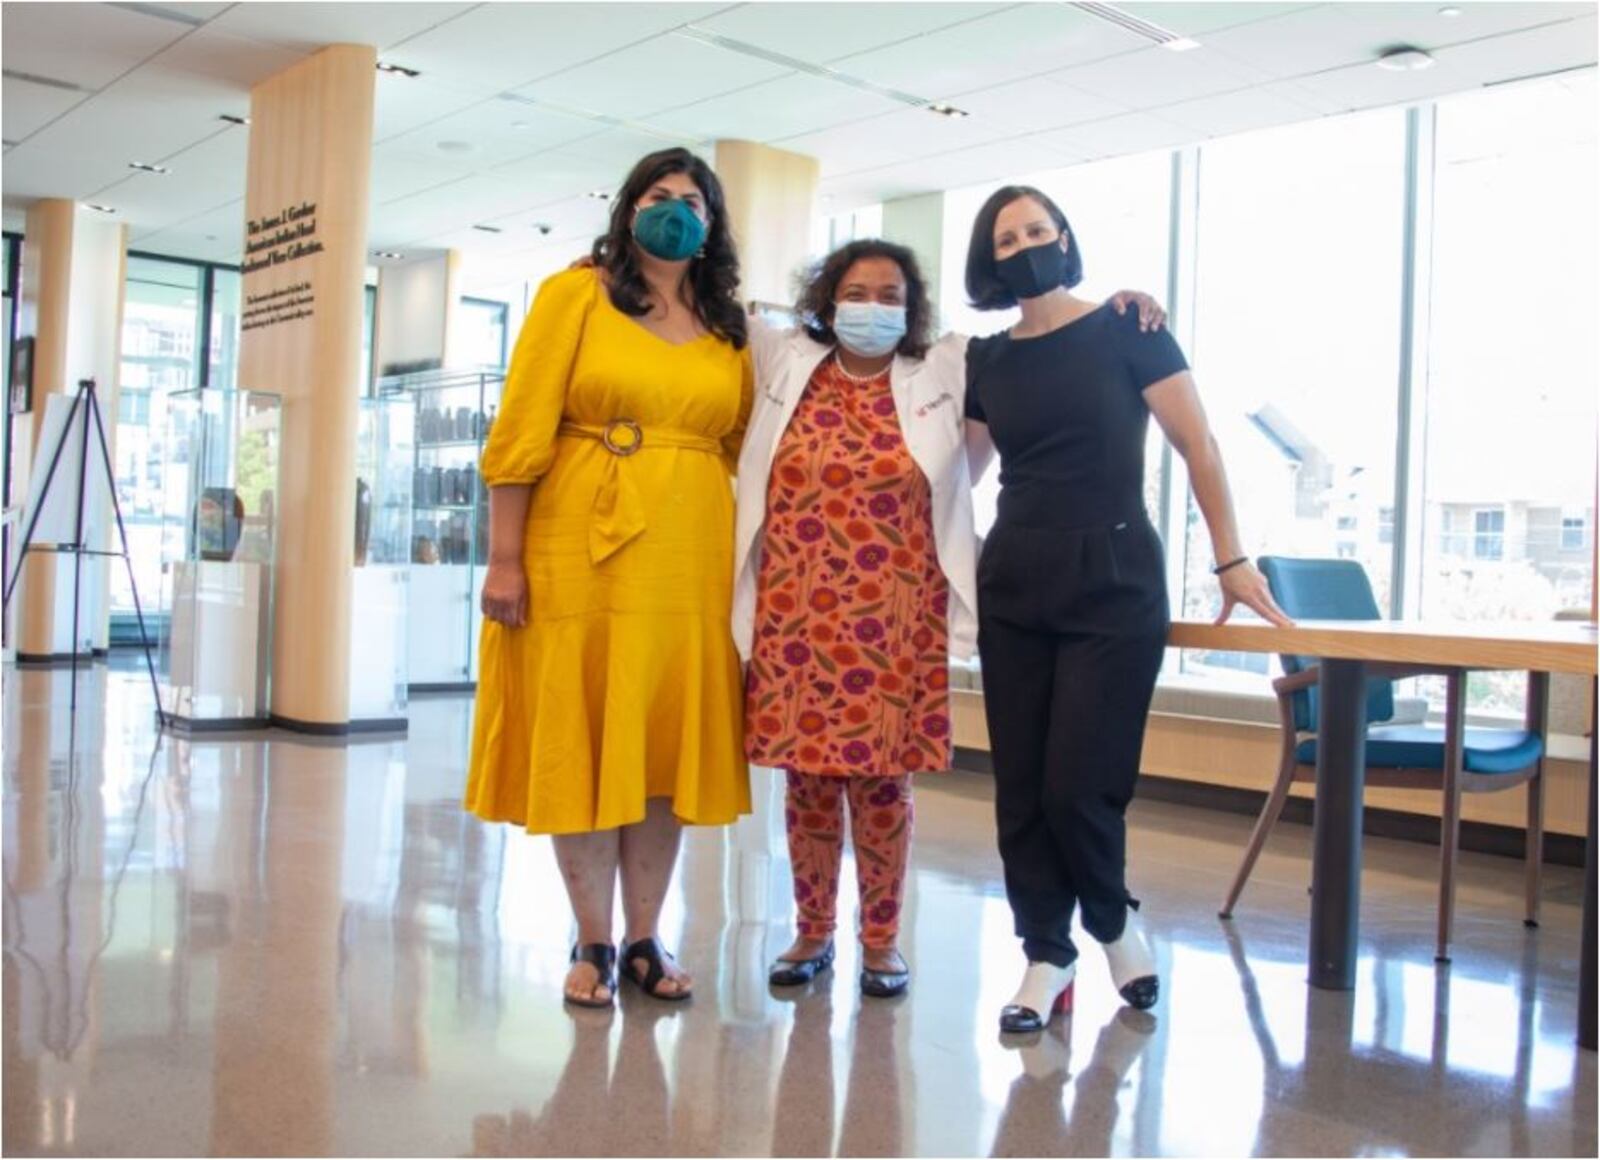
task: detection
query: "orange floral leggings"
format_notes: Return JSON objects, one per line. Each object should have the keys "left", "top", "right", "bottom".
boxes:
{"left": 784, "top": 770, "right": 913, "bottom": 949}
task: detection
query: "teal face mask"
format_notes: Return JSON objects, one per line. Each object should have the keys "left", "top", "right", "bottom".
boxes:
{"left": 632, "top": 199, "right": 708, "bottom": 262}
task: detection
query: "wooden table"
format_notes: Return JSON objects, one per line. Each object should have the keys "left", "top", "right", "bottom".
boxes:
{"left": 1168, "top": 618, "right": 1598, "bottom": 1050}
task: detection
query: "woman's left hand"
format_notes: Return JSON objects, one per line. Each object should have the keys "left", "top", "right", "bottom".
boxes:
{"left": 1108, "top": 290, "right": 1167, "bottom": 332}
{"left": 1216, "top": 562, "right": 1294, "bottom": 627}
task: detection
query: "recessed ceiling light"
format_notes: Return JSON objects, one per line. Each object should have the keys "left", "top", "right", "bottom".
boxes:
{"left": 587, "top": 189, "right": 612, "bottom": 200}
{"left": 377, "top": 61, "right": 420, "bottom": 78}
{"left": 1163, "top": 36, "right": 1202, "bottom": 52}
{"left": 927, "top": 103, "right": 969, "bottom": 118}
{"left": 1437, "top": 5, "right": 1462, "bottom": 15}
{"left": 87, "top": 204, "right": 117, "bottom": 214}
{"left": 472, "top": 224, "right": 502, "bottom": 234}
{"left": 373, "top": 250, "right": 405, "bottom": 260}
{"left": 437, "top": 140, "right": 474, "bottom": 154}
{"left": 219, "top": 113, "right": 250, "bottom": 126}
{"left": 1376, "top": 46, "right": 1436, "bottom": 71}
{"left": 128, "top": 161, "right": 170, "bottom": 174}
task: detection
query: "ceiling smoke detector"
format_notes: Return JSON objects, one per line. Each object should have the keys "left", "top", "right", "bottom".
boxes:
{"left": 1376, "top": 46, "right": 1436, "bottom": 71}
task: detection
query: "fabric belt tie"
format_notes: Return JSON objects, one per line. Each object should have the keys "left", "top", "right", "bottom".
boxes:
{"left": 559, "top": 420, "right": 722, "bottom": 564}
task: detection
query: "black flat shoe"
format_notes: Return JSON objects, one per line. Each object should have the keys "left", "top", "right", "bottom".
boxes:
{"left": 564, "top": 942, "right": 616, "bottom": 1009}
{"left": 621, "top": 936, "right": 693, "bottom": 1002}
{"left": 769, "top": 943, "right": 835, "bottom": 987}
{"left": 860, "top": 966, "right": 910, "bottom": 998}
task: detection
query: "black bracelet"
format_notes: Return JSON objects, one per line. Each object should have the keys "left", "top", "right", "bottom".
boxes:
{"left": 1212, "top": 556, "right": 1250, "bottom": 576}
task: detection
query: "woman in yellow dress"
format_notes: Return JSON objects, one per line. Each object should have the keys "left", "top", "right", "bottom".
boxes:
{"left": 465, "top": 148, "right": 752, "bottom": 1008}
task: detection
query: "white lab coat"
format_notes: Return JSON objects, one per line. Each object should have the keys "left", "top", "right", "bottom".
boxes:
{"left": 732, "top": 322, "right": 979, "bottom": 662}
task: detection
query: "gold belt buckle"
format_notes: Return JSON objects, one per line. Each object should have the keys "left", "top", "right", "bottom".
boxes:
{"left": 602, "top": 419, "right": 643, "bottom": 457}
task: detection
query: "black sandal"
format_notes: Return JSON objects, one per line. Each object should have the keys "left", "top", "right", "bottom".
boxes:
{"left": 564, "top": 943, "right": 617, "bottom": 1009}
{"left": 621, "top": 936, "right": 693, "bottom": 1001}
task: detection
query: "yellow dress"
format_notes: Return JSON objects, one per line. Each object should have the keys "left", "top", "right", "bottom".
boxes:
{"left": 465, "top": 268, "right": 753, "bottom": 835}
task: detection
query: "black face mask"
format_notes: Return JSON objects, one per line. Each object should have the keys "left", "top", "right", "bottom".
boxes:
{"left": 995, "top": 239, "right": 1069, "bottom": 300}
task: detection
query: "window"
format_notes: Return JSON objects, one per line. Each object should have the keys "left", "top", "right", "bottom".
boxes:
{"left": 941, "top": 148, "right": 1174, "bottom": 540}
{"left": 1562, "top": 516, "right": 1588, "bottom": 551}
{"left": 458, "top": 296, "right": 509, "bottom": 368}
{"left": 111, "top": 255, "right": 244, "bottom": 640}
{"left": 1178, "top": 108, "right": 1407, "bottom": 681}
{"left": 1473, "top": 508, "right": 1505, "bottom": 560}
{"left": 1416, "top": 71, "right": 1597, "bottom": 714}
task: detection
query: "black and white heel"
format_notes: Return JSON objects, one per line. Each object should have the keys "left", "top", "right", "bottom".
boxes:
{"left": 999, "top": 961, "right": 1076, "bottom": 1034}
{"left": 1100, "top": 910, "right": 1159, "bottom": 1010}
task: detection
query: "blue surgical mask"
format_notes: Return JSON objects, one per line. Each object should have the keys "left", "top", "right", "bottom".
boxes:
{"left": 832, "top": 302, "right": 906, "bottom": 358}
{"left": 632, "top": 199, "right": 707, "bottom": 262}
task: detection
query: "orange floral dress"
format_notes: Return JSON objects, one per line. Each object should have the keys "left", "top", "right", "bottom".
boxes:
{"left": 744, "top": 357, "right": 950, "bottom": 778}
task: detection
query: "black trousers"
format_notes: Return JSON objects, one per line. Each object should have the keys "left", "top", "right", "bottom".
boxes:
{"left": 977, "top": 516, "right": 1168, "bottom": 968}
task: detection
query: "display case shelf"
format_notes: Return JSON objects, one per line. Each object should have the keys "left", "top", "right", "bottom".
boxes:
{"left": 377, "top": 367, "right": 503, "bottom": 690}
{"left": 157, "top": 387, "right": 282, "bottom": 730}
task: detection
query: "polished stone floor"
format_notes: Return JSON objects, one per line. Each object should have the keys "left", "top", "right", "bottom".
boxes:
{"left": 2, "top": 664, "right": 1594, "bottom": 1157}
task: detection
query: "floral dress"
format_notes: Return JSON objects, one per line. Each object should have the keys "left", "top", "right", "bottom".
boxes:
{"left": 744, "top": 356, "right": 950, "bottom": 778}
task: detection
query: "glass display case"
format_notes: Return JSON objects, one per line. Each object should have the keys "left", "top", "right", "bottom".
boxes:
{"left": 158, "top": 387, "right": 282, "bottom": 729}
{"left": 377, "top": 368, "right": 503, "bottom": 690}
{"left": 349, "top": 393, "right": 415, "bottom": 728}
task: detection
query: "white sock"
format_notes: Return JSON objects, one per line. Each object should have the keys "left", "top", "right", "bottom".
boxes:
{"left": 1100, "top": 911, "right": 1157, "bottom": 992}
{"left": 1008, "top": 960, "right": 1075, "bottom": 1015}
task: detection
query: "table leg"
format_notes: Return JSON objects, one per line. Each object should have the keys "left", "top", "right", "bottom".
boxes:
{"left": 1580, "top": 676, "right": 1596, "bottom": 1051}
{"left": 1311, "top": 658, "right": 1368, "bottom": 990}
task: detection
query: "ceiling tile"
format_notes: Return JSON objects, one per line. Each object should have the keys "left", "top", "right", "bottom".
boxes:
{"left": 513, "top": 32, "right": 792, "bottom": 119}
{"left": 1116, "top": 3, "right": 1320, "bottom": 37}
{"left": 1200, "top": 5, "right": 1404, "bottom": 78}
{"left": 1053, "top": 41, "right": 1276, "bottom": 109}
{"left": 1, "top": 3, "right": 189, "bottom": 91}
{"left": 392, "top": 3, "right": 724, "bottom": 93}
{"left": 552, "top": 127, "right": 707, "bottom": 174}
{"left": 1159, "top": 82, "right": 1328, "bottom": 139}
{"left": 1030, "top": 110, "right": 1197, "bottom": 161}
{"left": 642, "top": 73, "right": 905, "bottom": 144}
{"left": 775, "top": 112, "right": 955, "bottom": 178}
{"left": 206, "top": 3, "right": 475, "bottom": 55}
{"left": 379, "top": 102, "right": 598, "bottom": 170}
{"left": 945, "top": 75, "right": 1132, "bottom": 136}
{"left": 372, "top": 75, "right": 496, "bottom": 143}
{"left": 145, "top": 27, "right": 307, "bottom": 91}
{"left": 1331, "top": 2, "right": 1598, "bottom": 55}
{"left": 830, "top": 4, "right": 1147, "bottom": 101}
{"left": 1430, "top": 12, "right": 1598, "bottom": 85}
{"left": 89, "top": 131, "right": 245, "bottom": 231}
{"left": 486, "top": 149, "right": 621, "bottom": 206}
{"left": 2, "top": 77, "right": 84, "bottom": 143}
{"left": 690, "top": 2, "right": 997, "bottom": 66}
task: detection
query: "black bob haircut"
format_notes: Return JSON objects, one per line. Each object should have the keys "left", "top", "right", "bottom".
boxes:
{"left": 964, "top": 184, "right": 1084, "bottom": 311}
{"left": 795, "top": 238, "right": 933, "bottom": 359}
{"left": 591, "top": 147, "right": 747, "bottom": 350}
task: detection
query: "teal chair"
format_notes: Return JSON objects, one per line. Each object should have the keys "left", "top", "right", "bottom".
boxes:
{"left": 1218, "top": 557, "right": 1548, "bottom": 961}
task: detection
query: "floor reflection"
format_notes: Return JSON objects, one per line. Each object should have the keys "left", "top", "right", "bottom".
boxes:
{"left": 2, "top": 665, "right": 1594, "bottom": 1157}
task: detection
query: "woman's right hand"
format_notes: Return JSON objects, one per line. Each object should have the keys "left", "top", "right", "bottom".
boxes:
{"left": 481, "top": 560, "right": 529, "bottom": 627}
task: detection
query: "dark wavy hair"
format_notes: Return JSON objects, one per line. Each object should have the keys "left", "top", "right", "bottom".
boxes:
{"left": 964, "top": 184, "right": 1083, "bottom": 311}
{"left": 794, "top": 238, "right": 933, "bottom": 359}
{"left": 590, "top": 147, "right": 747, "bottom": 350}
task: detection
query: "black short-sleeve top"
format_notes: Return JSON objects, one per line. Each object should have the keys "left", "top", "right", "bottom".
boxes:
{"left": 965, "top": 304, "right": 1188, "bottom": 530}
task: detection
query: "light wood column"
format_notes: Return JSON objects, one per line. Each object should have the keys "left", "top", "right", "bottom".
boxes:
{"left": 237, "top": 44, "right": 377, "bottom": 729}
{"left": 14, "top": 200, "right": 127, "bottom": 658}
{"left": 712, "top": 140, "right": 819, "bottom": 306}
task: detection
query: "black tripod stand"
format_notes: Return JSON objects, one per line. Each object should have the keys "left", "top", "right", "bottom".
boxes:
{"left": 2, "top": 378, "right": 163, "bottom": 721}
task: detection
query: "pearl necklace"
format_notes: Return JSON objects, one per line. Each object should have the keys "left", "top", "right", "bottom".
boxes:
{"left": 832, "top": 352, "right": 890, "bottom": 383}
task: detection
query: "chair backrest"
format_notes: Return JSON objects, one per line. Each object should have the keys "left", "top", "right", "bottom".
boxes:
{"left": 1258, "top": 556, "right": 1395, "bottom": 732}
